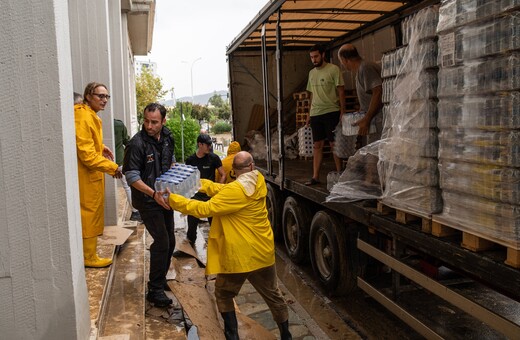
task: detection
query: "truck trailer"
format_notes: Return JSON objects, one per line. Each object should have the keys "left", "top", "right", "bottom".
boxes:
{"left": 226, "top": 0, "right": 520, "bottom": 338}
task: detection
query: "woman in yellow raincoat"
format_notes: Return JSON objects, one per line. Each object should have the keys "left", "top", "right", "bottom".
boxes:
{"left": 74, "top": 82, "right": 121, "bottom": 268}
{"left": 168, "top": 151, "right": 292, "bottom": 340}
{"left": 215, "top": 140, "right": 241, "bottom": 183}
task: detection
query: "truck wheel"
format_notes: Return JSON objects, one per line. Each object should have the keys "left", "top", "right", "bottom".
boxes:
{"left": 309, "top": 211, "right": 357, "bottom": 295}
{"left": 282, "top": 196, "right": 311, "bottom": 264}
{"left": 266, "top": 183, "right": 283, "bottom": 241}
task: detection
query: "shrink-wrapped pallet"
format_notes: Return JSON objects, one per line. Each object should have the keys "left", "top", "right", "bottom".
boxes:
{"left": 436, "top": 0, "right": 520, "bottom": 249}
{"left": 379, "top": 5, "right": 442, "bottom": 215}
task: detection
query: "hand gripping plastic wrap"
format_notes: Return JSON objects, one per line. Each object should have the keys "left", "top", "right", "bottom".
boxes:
{"left": 297, "top": 126, "right": 313, "bottom": 158}
{"left": 436, "top": 0, "right": 520, "bottom": 250}
{"left": 378, "top": 5, "right": 443, "bottom": 215}
{"left": 341, "top": 112, "right": 377, "bottom": 136}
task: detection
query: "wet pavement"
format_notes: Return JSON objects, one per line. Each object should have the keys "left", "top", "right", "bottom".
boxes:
{"left": 89, "top": 187, "right": 360, "bottom": 339}
{"left": 89, "top": 187, "right": 520, "bottom": 339}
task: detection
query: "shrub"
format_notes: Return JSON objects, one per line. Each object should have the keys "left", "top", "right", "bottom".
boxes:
{"left": 165, "top": 117, "right": 200, "bottom": 162}
{"left": 211, "top": 121, "right": 232, "bottom": 134}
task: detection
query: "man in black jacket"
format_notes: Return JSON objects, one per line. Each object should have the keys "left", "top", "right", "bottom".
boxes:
{"left": 123, "top": 103, "right": 176, "bottom": 307}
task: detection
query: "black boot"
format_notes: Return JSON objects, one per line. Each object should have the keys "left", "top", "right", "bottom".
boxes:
{"left": 278, "top": 320, "right": 292, "bottom": 340}
{"left": 146, "top": 289, "right": 172, "bottom": 307}
{"left": 221, "top": 311, "right": 239, "bottom": 340}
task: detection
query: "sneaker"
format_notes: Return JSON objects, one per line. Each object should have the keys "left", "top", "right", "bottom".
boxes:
{"left": 304, "top": 178, "right": 320, "bottom": 186}
{"left": 146, "top": 289, "right": 172, "bottom": 307}
{"left": 130, "top": 211, "right": 142, "bottom": 222}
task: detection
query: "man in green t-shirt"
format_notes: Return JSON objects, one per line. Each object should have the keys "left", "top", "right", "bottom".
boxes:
{"left": 114, "top": 119, "right": 141, "bottom": 222}
{"left": 305, "top": 44, "right": 345, "bottom": 185}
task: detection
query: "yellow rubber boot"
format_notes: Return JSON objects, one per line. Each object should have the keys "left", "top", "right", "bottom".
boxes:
{"left": 83, "top": 237, "right": 112, "bottom": 268}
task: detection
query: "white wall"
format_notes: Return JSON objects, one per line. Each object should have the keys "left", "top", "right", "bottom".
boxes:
{"left": 0, "top": 0, "right": 90, "bottom": 338}
{"left": 69, "top": 0, "right": 118, "bottom": 225}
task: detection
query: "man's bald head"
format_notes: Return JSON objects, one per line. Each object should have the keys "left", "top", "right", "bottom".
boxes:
{"left": 232, "top": 151, "right": 255, "bottom": 175}
{"left": 338, "top": 44, "right": 361, "bottom": 61}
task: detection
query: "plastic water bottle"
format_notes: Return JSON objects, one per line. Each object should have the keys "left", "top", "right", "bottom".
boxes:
{"left": 154, "top": 177, "right": 164, "bottom": 192}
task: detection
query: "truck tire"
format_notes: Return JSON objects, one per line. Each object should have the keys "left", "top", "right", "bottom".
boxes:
{"left": 309, "top": 211, "right": 357, "bottom": 296}
{"left": 266, "top": 183, "right": 283, "bottom": 241}
{"left": 282, "top": 196, "right": 312, "bottom": 264}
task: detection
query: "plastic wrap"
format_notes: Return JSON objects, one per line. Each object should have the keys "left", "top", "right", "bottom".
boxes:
{"left": 436, "top": 2, "right": 520, "bottom": 247}
{"left": 438, "top": 53, "right": 520, "bottom": 96}
{"left": 297, "top": 126, "right": 313, "bottom": 157}
{"left": 327, "top": 5, "right": 442, "bottom": 210}
{"left": 327, "top": 142, "right": 381, "bottom": 202}
{"left": 342, "top": 112, "right": 376, "bottom": 136}
{"left": 244, "top": 130, "right": 267, "bottom": 160}
{"left": 379, "top": 5, "right": 442, "bottom": 215}
{"left": 437, "top": 0, "right": 520, "bottom": 33}
{"left": 439, "top": 191, "right": 520, "bottom": 249}
{"left": 383, "top": 180, "right": 443, "bottom": 214}
{"left": 439, "top": 129, "right": 520, "bottom": 167}
{"left": 439, "top": 160, "right": 520, "bottom": 204}
{"left": 385, "top": 156, "right": 439, "bottom": 186}
{"left": 334, "top": 122, "right": 356, "bottom": 159}
{"left": 437, "top": 92, "right": 520, "bottom": 129}
{"left": 284, "top": 131, "right": 299, "bottom": 160}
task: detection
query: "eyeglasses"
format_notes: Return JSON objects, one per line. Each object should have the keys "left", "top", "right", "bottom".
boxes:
{"left": 92, "top": 93, "right": 111, "bottom": 100}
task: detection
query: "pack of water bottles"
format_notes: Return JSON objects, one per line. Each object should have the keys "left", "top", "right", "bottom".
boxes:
{"left": 154, "top": 164, "right": 201, "bottom": 198}
{"left": 342, "top": 112, "right": 376, "bottom": 136}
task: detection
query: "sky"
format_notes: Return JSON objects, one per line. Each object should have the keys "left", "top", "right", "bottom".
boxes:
{"left": 138, "top": 0, "right": 269, "bottom": 100}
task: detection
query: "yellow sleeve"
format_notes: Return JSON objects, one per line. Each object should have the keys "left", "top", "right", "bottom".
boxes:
{"left": 199, "top": 179, "right": 225, "bottom": 197}
{"left": 169, "top": 183, "right": 246, "bottom": 218}
{"left": 75, "top": 116, "right": 118, "bottom": 175}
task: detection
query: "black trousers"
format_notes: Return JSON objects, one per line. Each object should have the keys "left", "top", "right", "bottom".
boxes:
{"left": 187, "top": 195, "right": 212, "bottom": 243}
{"left": 187, "top": 215, "right": 212, "bottom": 243}
{"left": 139, "top": 208, "right": 175, "bottom": 291}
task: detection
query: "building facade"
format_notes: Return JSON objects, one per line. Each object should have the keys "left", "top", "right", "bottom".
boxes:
{"left": 0, "top": 0, "right": 155, "bottom": 338}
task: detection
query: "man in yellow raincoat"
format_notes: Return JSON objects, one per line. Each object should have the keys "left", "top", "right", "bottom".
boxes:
{"left": 168, "top": 151, "right": 292, "bottom": 340}
{"left": 215, "top": 141, "right": 241, "bottom": 184}
{"left": 75, "top": 82, "right": 121, "bottom": 268}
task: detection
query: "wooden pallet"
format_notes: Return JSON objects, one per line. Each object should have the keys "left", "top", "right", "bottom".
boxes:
{"left": 377, "top": 201, "right": 432, "bottom": 233}
{"left": 432, "top": 215, "right": 520, "bottom": 269}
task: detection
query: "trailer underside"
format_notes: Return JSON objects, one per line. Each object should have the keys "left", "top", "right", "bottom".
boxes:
{"left": 253, "top": 156, "right": 520, "bottom": 338}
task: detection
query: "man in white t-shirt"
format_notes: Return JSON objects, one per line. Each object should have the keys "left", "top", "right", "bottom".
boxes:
{"left": 338, "top": 44, "right": 383, "bottom": 144}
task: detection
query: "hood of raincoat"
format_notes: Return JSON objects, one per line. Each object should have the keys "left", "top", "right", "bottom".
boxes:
{"left": 236, "top": 170, "right": 266, "bottom": 198}
{"left": 227, "top": 141, "right": 241, "bottom": 156}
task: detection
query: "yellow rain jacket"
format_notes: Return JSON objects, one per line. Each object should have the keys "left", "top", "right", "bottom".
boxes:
{"left": 216, "top": 141, "right": 241, "bottom": 183}
{"left": 169, "top": 170, "right": 274, "bottom": 275}
{"left": 74, "top": 104, "right": 118, "bottom": 238}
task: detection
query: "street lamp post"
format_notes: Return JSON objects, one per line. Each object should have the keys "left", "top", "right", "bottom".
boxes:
{"left": 189, "top": 57, "right": 202, "bottom": 104}
{"left": 181, "top": 57, "right": 202, "bottom": 104}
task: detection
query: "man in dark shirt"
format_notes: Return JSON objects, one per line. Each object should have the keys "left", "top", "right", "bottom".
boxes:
{"left": 185, "top": 134, "right": 226, "bottom": 244}
{"left": 123, "top": 103, "right": 175, "bottom": 307}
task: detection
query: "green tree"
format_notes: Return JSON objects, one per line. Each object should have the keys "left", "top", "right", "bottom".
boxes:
{"left": 216, "top": 101, "right": 231, "bottom": 121}
{"left": 191, "top": 104, "right": 211, "bottom": 125}
{"left": 135, "top": 67, "right": 168, "bottom": 124}
{"left": 208, "top": 92, "right": 231, "bottom": 121}
{"left": 167, "top": 101, "right": 192, "bottom": 120}
{"left": 165, "top": 117, "right": 200, "bottom": 163}
{"left": 208, "top": 92, "right": 225, "bottom": 108}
